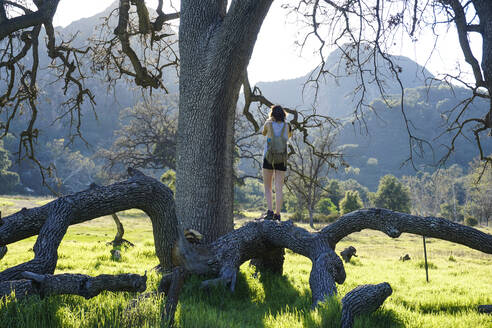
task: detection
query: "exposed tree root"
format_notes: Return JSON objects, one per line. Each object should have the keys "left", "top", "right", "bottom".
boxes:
{"left": 162, "top": 267, "right": 186, "bottom": 327}
{"left": 340, "top": 283, "right": 393, "bottom": 328}
{"left": 0, "top": 272, "right": 146, "bottom": 300}
{"left": 340, "top": 246, "right": 357, "bottom": 263}
{"left": 478, "top": 305, "right": 492, "bottom": 314}
{"left": 1, "top": 172, "right": 491, "bottom": 325}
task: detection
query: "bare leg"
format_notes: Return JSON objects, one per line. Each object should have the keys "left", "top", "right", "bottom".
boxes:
{"left": 263, "top": 168, "right": 274, "bottom": 212}
{"left": 274, "top": 170, "right": 286, "bottom": 215}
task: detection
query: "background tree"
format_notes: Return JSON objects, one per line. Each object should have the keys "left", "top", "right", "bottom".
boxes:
{"left": 339, "top": 179, "right": 371, "bottom": 207}
{"left": 464, "top": 159, "right": 492, "bottom": 225}
{"left": 402, "top": 165, "right": 465, "bottom": 218}
{"left": 373, "top": 174, "right": 411, "bottom": 213}
{"left": 339, "top": 190, "right": 363, "bottom": 215}
{"left": 286, "top": 126, "right": 341, "bottom": 227}
{"left": 98, "top": 96, "right": 178, "bottom": 179}
{"left": 325, "top": 179, "right": 345, "bottom": 211}
{"left": 0, "top": 139, "right": 19, "bottom": 194}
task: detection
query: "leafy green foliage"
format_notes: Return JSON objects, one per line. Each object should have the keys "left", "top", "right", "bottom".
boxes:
{"left": 234, "top": 179, "right": 265, "bottom": 211}
{"left": 325, "top": 180, "right": 344, "bottom": 210}
{"left": 373, "top": 175, "right": 411, "bottom": 213}
{"left": 0, "top": 139, "right": 19, "bottom": 194}
{"left": 316, "top": 197, "right": 338, "bottom": 215}
{"left": 338, "top": 179, "right": 370, "bottom": 206}
{"left": 339, "top": 190, "right": 363, "bottom": 215}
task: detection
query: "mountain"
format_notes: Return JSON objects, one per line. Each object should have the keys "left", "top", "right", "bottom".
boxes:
{"left": 1, "top": 4, "right": 490, "bottom": 194}
{"left": 252, "top": 50, "right": 490, "bottom": 190}
{"left": 256, "top": 46, "right": 433, "bottom": 118}
{"left": 1, "top": 2, "right": 179, "bottom": 194}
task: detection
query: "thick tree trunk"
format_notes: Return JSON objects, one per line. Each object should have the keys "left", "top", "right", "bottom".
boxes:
{"left": 0, "top": 169, "right": 178, "bottom": 281}
{"left": 0, "top": 272, "right": 146, "bottom": 300}
{"left": 176, "top": 0, "right": 273, "bottom": 242}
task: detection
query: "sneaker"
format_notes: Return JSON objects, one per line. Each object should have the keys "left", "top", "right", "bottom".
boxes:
{"left": 273, "top": 213, "right": 281, "bottom": 221}
{"left": 259, "top": 210, "right": 274, "bottom": 220}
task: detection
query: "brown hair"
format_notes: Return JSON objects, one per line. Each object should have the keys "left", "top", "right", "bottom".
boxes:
{"left": 269, "top": 105, "right": 286, "bottom": 122}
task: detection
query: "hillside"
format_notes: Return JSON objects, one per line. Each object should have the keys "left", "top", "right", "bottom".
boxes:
{"left": 253, "top": 51, "right": 490, "bottom": 190}
{"left": 1, "top": 4, "right": 490, "bottom": 194}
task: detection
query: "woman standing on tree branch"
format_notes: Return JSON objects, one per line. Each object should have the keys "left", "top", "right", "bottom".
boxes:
{"left": 261, "top": 105, "right": 292, "bottom": 221}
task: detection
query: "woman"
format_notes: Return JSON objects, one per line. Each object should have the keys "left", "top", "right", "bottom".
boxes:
{"left": 261, "top": 105, "right": 292, "bottom": 221}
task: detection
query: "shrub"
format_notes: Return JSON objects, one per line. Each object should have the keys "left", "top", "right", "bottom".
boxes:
{"left": 290, "top": 211, "right": 305, "bottom": 222}
{"left": 464, "top": 216, "right": 478, "bottom": 226}
{"left": 313, "top": 213, "right": 339, "bottom": 223}
{"left": 316, "top": 197, "right": 338, "bottom": 215}
{"left": 339, "top": 190, "right": 363, "bottom": 215}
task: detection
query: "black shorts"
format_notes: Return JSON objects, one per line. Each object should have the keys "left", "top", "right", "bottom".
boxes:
{"left": 263, "top": 158, "right": 287, "bottom": 171}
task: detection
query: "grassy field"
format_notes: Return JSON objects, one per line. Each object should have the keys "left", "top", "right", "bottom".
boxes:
{"left": 0, "top": 197, "right": 491, "bottom": 327}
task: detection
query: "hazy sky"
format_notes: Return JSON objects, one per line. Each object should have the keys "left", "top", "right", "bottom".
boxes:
{"left": 52, "top": 0, "right": 482, "bottom": 85}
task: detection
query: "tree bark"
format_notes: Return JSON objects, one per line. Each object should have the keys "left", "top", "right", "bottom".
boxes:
{"left": 176, "top": 0, "right": 273, "bottom": 242}
{"left": 162, "top": 267, "right": 186, "bottom": 327}
{"left": 340, "top": 283, "right": 393, "bottom": 328}
{"left": 174, "top": 208, "right": 492, "bottom": 308}
{"left": 478, "top": 305, "right": 492, "bottom": 314}
{"left": 107, "top": 213, "right": 135, "bottom": 247}
{"left": 0, "top": 245, "right": 6, "bottom": 260}
{"left": 0, "top": 169, "right": 178, "bottom": 281}
{"left": 0, "top": 272, "right": 146, "bottom": 300}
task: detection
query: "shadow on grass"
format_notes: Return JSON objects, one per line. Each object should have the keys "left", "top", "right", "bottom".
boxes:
{"left": 176, "top": 263, "right": 403, "bottom": 328}
{"left": 0, "top": 295, "right": 65, "bottom": 328}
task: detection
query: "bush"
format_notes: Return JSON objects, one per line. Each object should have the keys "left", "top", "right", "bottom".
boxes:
{"left": 290, "top": 211, "right": 305, "bottom": 222}
{"left": 316, "top": 197, "right": 338, "bottom": 215}
{"left": 313, "top": 213, "right": 339, "bottom": 223}
{"left": 464, "top": 216, "right": 478, "bottom": 226}
{"left": 339, "top": 190, "right": 363, "bottom": 215}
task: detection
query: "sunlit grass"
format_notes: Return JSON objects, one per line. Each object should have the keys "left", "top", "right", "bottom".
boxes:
{"left": 0, "top": 196, "right": 491, "bottom": 327}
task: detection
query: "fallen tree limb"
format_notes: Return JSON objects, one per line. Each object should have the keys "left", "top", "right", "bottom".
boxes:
{"left": 322, "top": 209, "right": 492, "bottom": 252}
{"left": 0, "top": 272, "right": 146, "bottom": 300}
{"left": 175, "top": 208, "right": 492, "bottom": 308}
{"left": 340, "top": 283, "right": 393, "bottom": 328}
{"left": 1, "top": 168, "right": 491, "bottom": 325}
{"left": 478, "top": 305, "right": 492, "bottom": 314}
{"left": 0, "top": 168, "right": 177, "bottom": 282}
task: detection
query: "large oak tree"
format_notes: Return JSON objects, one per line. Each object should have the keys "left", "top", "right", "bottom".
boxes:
{"left": 1, "top": 0, "right": 492, "bottom": 323}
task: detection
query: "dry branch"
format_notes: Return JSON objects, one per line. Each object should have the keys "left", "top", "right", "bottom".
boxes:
{"left": 107, "top": 213, "right": 135, "bottom": 247}
{"left": 0, "top": 272, "right": 146, "bottom": 300}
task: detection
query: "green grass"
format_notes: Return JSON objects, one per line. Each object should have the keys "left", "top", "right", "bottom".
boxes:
{"left": 0, "top": 196, "right": 491, "bottom": 327}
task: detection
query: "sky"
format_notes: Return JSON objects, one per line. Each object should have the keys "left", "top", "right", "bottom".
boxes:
{"left": 52, "top": 0, "right": 482, "bottom": 86}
